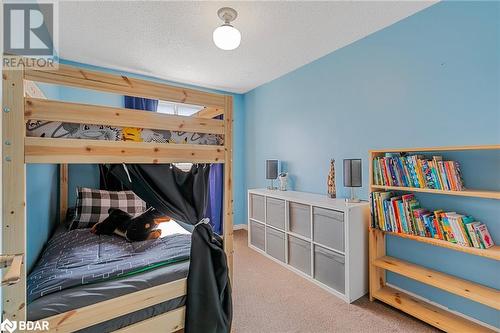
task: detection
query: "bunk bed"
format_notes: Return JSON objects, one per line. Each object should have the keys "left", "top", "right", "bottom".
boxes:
{"left": 2, "top": 61, "right": 233, "bottom": 332}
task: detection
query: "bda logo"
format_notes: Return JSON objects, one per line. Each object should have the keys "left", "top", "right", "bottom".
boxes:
{"left": 0, "top": 319, "right": 17, "bottom": 333}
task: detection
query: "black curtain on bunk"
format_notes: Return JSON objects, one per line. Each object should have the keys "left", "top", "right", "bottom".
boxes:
{"left": 100, "top": 164, "right": 232, "bottom": 333}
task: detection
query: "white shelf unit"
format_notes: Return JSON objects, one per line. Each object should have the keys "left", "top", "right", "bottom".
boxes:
{"left": 247, "top": 189, "right": 370, "bottom": 303}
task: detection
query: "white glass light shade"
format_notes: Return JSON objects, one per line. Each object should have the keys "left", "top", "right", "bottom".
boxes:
{"left": 213, "top": 24, "right": 241, "bottom": 50}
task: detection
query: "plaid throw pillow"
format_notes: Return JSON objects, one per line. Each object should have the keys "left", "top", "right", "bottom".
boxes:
{"left": 70, "top": 187, "right": 146, "bottom": 230}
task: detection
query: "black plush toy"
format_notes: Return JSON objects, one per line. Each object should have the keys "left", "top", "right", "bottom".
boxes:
{"left": 91, "top": 207, "right": 169, "bottom": 241}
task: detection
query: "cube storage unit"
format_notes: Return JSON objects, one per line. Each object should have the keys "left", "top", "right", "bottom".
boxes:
{"left": 266, "top": 197, "right": 286, "bottom": 230}
{"left": 250, "top": 220, "right": 265, "bottom": 251}
{"left": 289, "top": 202, "right": 311, "bottom": 238}
{"left": 266, "top": 227, "right": 286, "bottom": 262}
{"left": 249, "top": 194, "right": 266, "bottom": 222}
{"left": 248, "top": 189, "right": 370, "bottom": 303}
{"left": 313, "top": 207, "right": 344, "bottom": 252}
{"left": 288, "top": 235, "right": 311, "bottom": 275}
{"left": 314, "top": 245, "right": 345, "bottom": 294}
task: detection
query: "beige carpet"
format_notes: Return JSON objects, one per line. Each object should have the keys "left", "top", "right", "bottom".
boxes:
{"left": 232, "top": 229, "right": 438, "bottom": 333}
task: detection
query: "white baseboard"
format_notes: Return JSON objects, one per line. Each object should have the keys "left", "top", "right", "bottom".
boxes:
{"left": 233, "top": 224, "right": 248, "bottom": 231}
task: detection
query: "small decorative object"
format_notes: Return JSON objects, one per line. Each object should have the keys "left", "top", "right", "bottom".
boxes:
{"left": 266, "top": 159, "right": 279, "bottom": 190}
{"left": 344, "top": 159, "right": 362, "bottom": 203}
{"left": 278, "top": 172, "right": 288, "bottom": 191}
{"left": 327, "top": 159, "right": 336, "bottom": 198}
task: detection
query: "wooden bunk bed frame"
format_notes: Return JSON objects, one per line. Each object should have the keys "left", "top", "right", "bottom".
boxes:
{"left": 2, "top": 62, "right": 234, "bottom": 332}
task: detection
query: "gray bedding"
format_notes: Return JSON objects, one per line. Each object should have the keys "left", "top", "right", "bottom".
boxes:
{"left": 28, "top": 260, "right": 189, "bottom": 332}
{"left": 27, "top": 226, "right": 191, "bottom": 303}
{"left": 27, "top": 224, "right": 191, "bottom": 332}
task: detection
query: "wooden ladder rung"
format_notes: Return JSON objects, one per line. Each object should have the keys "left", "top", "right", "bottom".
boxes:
{"left": 372, "top": 286, "right": 495, "bottom": 333}
{"left": 373, "top": 256, "right": 500, "bottom": 310}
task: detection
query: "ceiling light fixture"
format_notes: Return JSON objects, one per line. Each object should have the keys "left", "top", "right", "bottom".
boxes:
{"left": 213, "top": 7, "right": 241, "bottom": 51}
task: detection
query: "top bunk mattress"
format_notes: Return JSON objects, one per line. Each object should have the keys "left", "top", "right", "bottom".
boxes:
{"left": 26, "top": 120, "right": 223, "bottom": 145}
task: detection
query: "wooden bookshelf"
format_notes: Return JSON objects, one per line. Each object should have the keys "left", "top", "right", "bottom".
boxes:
{"left": 381, "top": 229, "right": 500, "bottom": 261}
{"left": 371, "top": 185, "right": 500, "bottom": 200}
{"left": 368, "top": 145, "right": 500, "bottom": 332}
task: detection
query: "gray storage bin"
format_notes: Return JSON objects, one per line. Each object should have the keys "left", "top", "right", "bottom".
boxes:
{"left": 266, "top": 197, "right": 285, "bottom": 230}
{"left": 266, "top": 227, "right": 285, "bottom": 262}
{"left": 314, "top": 245, "right": 345, "bottom": 294}
{"left": 250, "top": 220, "right": 265, "bottom": 251}
{"left": 250, "top": 194, "right": 265, "bottom": 222}
{"left": 313, "top": 207, "right": 344, "bottom": 252}
{"left": 288, "top": 235, "right": 311, "bottom": 275}
{"left": 289, "top": 202, "right": 311, "bottom": 238}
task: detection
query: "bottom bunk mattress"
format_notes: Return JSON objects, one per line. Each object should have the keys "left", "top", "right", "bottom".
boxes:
{"left": 28, "top": 222, "right": 192, "bottom": 332}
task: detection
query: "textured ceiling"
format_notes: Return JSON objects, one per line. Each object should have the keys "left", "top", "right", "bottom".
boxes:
{"left": 59, "top": 1, "right": 436, "bottom": 93}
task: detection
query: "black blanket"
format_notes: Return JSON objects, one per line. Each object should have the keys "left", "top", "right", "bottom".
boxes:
{"left": 185, "top": 223, "right": 232, "bottom": 332}
{"left": 104, "top": 164, "right": 232, "bottom": 333}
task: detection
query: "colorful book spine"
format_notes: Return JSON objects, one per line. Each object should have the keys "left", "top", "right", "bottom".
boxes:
{"left": 431, "top": 156, "right": 444, "bottom": 190}
{"left": 397, "top": 200, "right": 408, "bottom": 233}
{"left": 414, "top": 157, "right": 426, "bottom": 188}
{"left": 454, "top": 161, "right": 465, "bottom": 190}
{"left": 371, "top": 191, "right": 496, "bottom": 251}
{"left": 466, "top": 222, "right": 482, "bottom": 248}
{"left": 406, "top": 158, "right": 419, "bottom": 188}
{"left": 428, "top": 161, "right": 441, "bottom": 190}
{"left": 421, "top": 159, "right": 435, "bottom": 189}
{"left": 437, "top": 161, "right": 450, "bottom": 190}
{"left": 382, "top": 158, "right": 391, "bottom": 186}
{"left": 456, "top": 216, "right": 473, "bottom": 247}
{"left": 444, "top": 162, "right": 457, "bottom": 190}
{"left": 373, "top": 155, "right": 466, "bottom": 191}
{"left": 475, "top": 224, "right": 495, "bottom": 249}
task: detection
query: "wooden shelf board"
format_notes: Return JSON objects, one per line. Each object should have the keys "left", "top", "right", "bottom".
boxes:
{"left": 369, "top": 144, "right": 500, "bottom": 153}
{"left": 370, "top": 185, "right": 500, "bottom": 200}
{"left": 372, "top": 286, "right": 495, "bottom": 333}
{"left": 373, "top": 256, "right": 500, "bottom": 310}
{"left": 25, "top": 137, "right": 225, "bottom": 164}
{"left": 379, "top": 230, "right": 500, "bottom": 261}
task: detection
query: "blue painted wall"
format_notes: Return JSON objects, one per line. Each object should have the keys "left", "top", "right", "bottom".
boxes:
{"left": 244, "top": 1, "right": 499, "bottom": 328}
{"left": 26, "top": 83, "right": 60, "bottom": 272}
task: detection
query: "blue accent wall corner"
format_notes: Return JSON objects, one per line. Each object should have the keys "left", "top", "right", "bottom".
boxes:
{"left": 243, "top": 1, "right": 499, "bottom": 328}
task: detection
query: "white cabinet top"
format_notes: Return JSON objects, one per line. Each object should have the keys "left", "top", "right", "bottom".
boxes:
{"left": 248, "top": 188, "right": 368, "bottom": 212}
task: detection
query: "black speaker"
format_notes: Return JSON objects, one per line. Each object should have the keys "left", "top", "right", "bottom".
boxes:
{"left": 343, "top": 159, "right": 362, "bottom": 187}
{"left": 266, "top": 160, "right": 279, "bottom": 180}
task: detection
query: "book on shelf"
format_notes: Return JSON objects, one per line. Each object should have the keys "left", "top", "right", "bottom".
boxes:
{"left": 370, "top": 191, "right": 495, "bottom": 249}
{"left": 373, "top": 153, "right": 465, "bottom": 191}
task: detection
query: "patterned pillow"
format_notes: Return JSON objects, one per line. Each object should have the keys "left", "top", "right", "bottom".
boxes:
{"left": 70, "top": 187, "right": 146, "bottom": 230}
